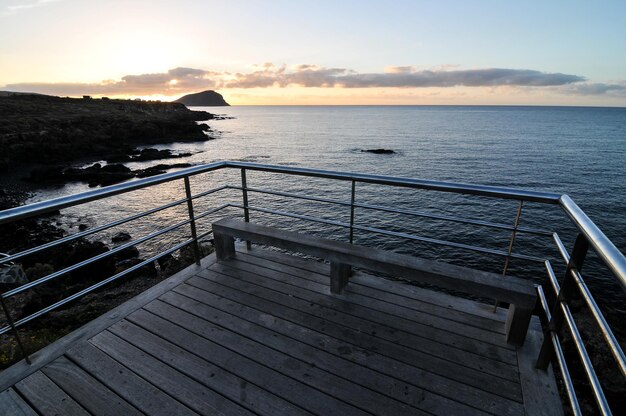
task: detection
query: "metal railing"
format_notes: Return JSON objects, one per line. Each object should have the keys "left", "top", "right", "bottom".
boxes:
{"left": 0, "top": 161, "right": 624, "bottom": 414}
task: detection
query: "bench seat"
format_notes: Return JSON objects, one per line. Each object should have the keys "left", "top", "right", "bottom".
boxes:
{"left": 212, "top": 218, "right": 537, "bottom": 345}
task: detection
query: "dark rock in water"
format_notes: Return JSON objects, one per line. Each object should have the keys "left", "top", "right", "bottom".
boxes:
{"left": 132, "top": 148, "right": 192, "bottom": 162}
{"left": 115, "top": 258, "right": 157, "bottom": 279}
{"left": 174, "top": 90, "right": 230, "bottom": 106}
{"left": 135, "top": 163, "right": 193, "bottom": 178}
{"left": 114, "top": 246, "right": 139, "bottom": 261}
{"left": 362, "top": 148, "right": 396, "bottom": 154}
{"left": 111, "top": 232, "right": 131, "bottom": 242}
{"left": 61, "top": 163, "right": 134, "bottom": 187}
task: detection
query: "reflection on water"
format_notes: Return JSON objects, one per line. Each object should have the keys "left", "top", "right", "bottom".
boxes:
{"left": 23, "top": 105, "right": 626, "bottom": 326}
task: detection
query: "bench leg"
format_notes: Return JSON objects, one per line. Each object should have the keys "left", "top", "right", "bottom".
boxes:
{"left": 214, "top": 232, "right": 236, "bottom": 260}
{"left": 505, "top": 304, "right": 533, "bottom": 346}
{"left": 330, "top": 262, "right": 350, "bottom": 294}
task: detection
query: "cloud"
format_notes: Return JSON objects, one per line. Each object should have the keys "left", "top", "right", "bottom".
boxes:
{"left": 2, "top": 0, "right": 62, "bottom": 17}
{"left": 559, "top": 82, "right": 626, "bottom": 96}
{"left": 2, "top": 63, "right": 600, "bottom": 97}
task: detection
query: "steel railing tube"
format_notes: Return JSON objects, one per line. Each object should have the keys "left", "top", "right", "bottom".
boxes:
{"left": 0, "top": 237, "right": 197, "bottom": 335}
{"left": 0, "top": 185, "right": 230, "bottom": 267}
{"left": 183, "top": 177, "right": 201, "bottom": 265}
{"left": 231, "top": 184, "right": 552, "bottom": 236}
{"left": 552, "top": 235, "right": 626, "bottom": 375}
{"left": 241, "top": 168, "right": 251, "bottom": 250}
{"left": 2, "top": 204, "right": 230, "bottom": 299}
{"left": 536, "top": 285, "right": 581, "bottom": 416}
{"left": 349, "top": 180, "right": 356, "bottom": 244}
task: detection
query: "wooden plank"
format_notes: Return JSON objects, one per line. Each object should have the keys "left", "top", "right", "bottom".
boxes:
{"left": 106, "top": 317, "right": 311, "bottom": 416}
{"left": 41, "top": 356, "right": 142, "bottom": 416}
{"left": 516, "top": 329, "right": 564, "bottom": 416}
{"left": 14, "top": 371, "right": 89, "bottom": 416}
{"left": 240, "top": 248, "right": 509, "bottom": 328}
{"left": 0, "top": 388, "right": 37, "bottom": 416}
{"left": 208, "top": 260, "right": 517, "bottom": 358}
{"left": 89, "top": 330, "right": 247, "bottom": 416}
{"left": 236, "top": 251, "right": 507, "bottom": 336}
{"left": 122, "top": 308, "right": 377, "bottom": 416}
{"left": 157, "top": 290, "right": 524, "bottom": 415}
{"left": 66, "top": 341, "right": 197, "bottom": 416}
{"left": 140, "top": 295, "right": 444, "bottom": 415}
{"left": 240, "top": 247, "right": 510, "bottom": 322}
{"left": 0, "top": 253, "right": 216, "bottom": 392}
{"left": 213, "top": 219, "right": 536, "bottom": 307}
{"left": 187, "top": 269, "right": 520, "bottom": 376}
{"left": 166, "top": 284, "right": 522, "bottom": 399}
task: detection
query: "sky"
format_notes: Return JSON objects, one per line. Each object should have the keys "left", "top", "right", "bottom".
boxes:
{"left": 1, "top": 0, "right": 625, "bottom": 105}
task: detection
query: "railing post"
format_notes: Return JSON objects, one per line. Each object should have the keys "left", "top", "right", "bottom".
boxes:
{"left": 183, "top": 176, "right": 201, "bottom": 265}
{"left": 241, "top": 168, "right": 251, "bottom": 250}
{"left": 494, "top": 200, "right": 524, "bottom": 311}
{"left": 536, "top": 233, "right": 589, "bottom": 370}
{"left": 349, "top": 180, "right": 356, "bottom": 244}
{"left": 0, "top": 297, "right": 31, "bottom": 364}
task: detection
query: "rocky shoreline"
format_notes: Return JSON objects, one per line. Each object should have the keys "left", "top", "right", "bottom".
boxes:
{"left": 0, "top": 93, "right": 216, "bottom": 172}
{"left": 0, "top": 94, "right": 221, "bottom": 368}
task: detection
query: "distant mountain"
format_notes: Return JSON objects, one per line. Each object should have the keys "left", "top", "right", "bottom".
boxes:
{"left": 174, "top": 90, "right": 229, "bottom": 106}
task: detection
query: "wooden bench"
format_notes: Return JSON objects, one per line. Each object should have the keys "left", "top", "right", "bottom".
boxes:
{"left": 212, "top": 218, "right": 537, "bottom": 345}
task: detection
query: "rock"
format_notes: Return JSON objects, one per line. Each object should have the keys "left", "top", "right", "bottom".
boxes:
{"left": 134, "top": 163, "right": 192, "bottom": 178}
{"left": 111, "top": 232, "right": 131, "bottom": 243}
{"left": 115, "top": 258, "right": 157, "bottom": 278}
{"left": 114, "top": 246, "right": 139, "bottom": 261}
{"left": 174, "top": 90, "right": 230, "bottom": 106}
{"left": 131, "top": 148, "right": 191, "bottom": 162}
{"left": 362, "top": 148, "right": 396, "bottom": 154}
{"left": 78, "top": 224, "right": 88, "bottom": 231}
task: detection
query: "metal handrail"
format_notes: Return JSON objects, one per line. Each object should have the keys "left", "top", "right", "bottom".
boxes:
{"left": 0, "top": 161, "right": 624, "bottom": 415}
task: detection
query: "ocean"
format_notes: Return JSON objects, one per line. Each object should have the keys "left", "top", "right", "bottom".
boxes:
{"left": 24, "top": 105, "right": 626, "bottom": 329}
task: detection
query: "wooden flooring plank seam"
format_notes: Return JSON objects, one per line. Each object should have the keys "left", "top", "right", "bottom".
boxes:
{"left": 169, "top": 281, "right": 526, "bottom": 416}
{"left": 187, "top": 268, "right": 520, "bottom": 376}
{"left": 169, "top": 281, "right": 522, "bottom": 391}
{"left": 122, "top": 309, "right": 377, "bottom": 416}
{"left": 238, "top": 248, "right": 510, "bottom": 323}
{"left": 89, "top": 330, "right": 252, "bottom": 416}
{"left": 157, "top": 289, "right": 524, "bottom": 414}
{"left": 235, "top": 250, "right": 508, "bottom": 333}
{"left": 146, "top": 295, "right": 491, "bottom": 414}
{"left": 65, "top": 341, "right": 201, "bottom": 416}
{"left": 202, "top": 263, "right": 518, "bottom": 364}
{"left": 212, "top": 259, "right": 513, "bottom": 352}
{"left": 233, "top": 252, "right": 507, "bottom": 336}
{"left": 128, "top": 306, "right": 422, "bottom": 416}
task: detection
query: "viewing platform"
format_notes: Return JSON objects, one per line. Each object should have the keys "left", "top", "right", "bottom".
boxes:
{"left": 1, "top": 161, "right": 624, "bottom": 415}
{"left": 0, "top": 245, "right": 560, "bottom": 415}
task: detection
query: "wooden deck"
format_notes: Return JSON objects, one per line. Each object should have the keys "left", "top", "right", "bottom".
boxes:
{"left": 0, "top": 246, "right": 562, "bottom": 415}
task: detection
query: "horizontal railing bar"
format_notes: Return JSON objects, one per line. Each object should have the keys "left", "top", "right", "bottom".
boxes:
{"left": 560, "top": 300, "right": 612, "bottom": 415}
{"left": 537, "top": 285, "right": 581, "bottom": 416}
{"left": 233, "top": 203, "right": 543, "bottom": 262}
{"left": 227, "top": 161, "right": 562, "bottom": 203}
{"left": 0, "top": 237, "right": 199, "bottom": 335}
{"left": 0, "top": 162, "right": 229, "bottom": 225}
{"left": 353, "top": 223, "right": 543, "bottom": 262}
{"left": 0, "top": 161, "right": 562, "bottom": 226}
{"left": 0, "top": 185, "right": 230, "bottom": 266}
{"left": 232, "top": 185, "right": 552, "bottom": 236}
{"left": 551, "top": 236, "right": 626, "bottom": 375}
{"left": 560, "top": 195, "right": 626, "bottom": 291}
{"left": 353, "top": 201, "right": 552, "bottom": 236}
{"left": 2, "top": 204, "right": 229, "bottom": 298}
